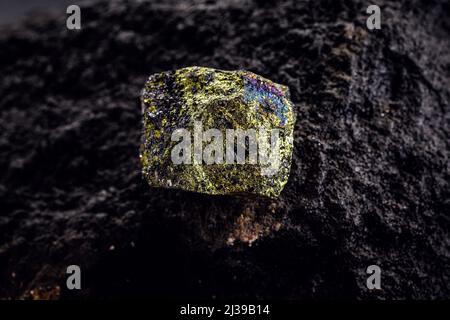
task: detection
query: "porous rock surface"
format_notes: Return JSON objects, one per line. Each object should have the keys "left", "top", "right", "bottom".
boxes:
{"left": 0, "top": 0, "right": 449, "bottom": 299}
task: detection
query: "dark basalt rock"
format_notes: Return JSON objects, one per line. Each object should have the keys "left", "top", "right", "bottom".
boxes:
{"left": 0, "top": 0, "right": 449, "bottom": 300}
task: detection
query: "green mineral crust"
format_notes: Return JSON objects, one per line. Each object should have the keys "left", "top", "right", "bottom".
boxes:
{"left": 140, "top": 66, "right": 295, "bottom": 198}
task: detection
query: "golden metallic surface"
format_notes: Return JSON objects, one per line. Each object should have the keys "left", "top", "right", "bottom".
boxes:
{"left": 140, "top": 67, "right": 296, "bottom": 198}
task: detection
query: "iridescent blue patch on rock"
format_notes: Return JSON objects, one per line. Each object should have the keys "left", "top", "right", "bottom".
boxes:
{"left": 243, "top": 74, "right": 290, "bottom": 126}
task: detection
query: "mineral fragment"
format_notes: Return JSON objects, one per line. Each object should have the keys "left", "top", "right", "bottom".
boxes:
{"left": 140, "top": 66, "right": 295, "bottom": 198}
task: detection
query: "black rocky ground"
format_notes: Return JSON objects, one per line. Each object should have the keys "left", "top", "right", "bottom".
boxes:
{"left": 0, "top": 0, "right": 449, "bottom": 299}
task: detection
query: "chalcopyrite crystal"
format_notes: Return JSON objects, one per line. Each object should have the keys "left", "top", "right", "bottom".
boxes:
{"left": 140, "top": 66, "right": 296, "bottom": 198}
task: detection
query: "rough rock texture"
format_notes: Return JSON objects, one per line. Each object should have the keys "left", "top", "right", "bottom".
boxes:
{"left": 140, "top": 66, "right": 295, "bottom": 198}
{"left": 0, "top": 0, "right": 449, "bottom": 299}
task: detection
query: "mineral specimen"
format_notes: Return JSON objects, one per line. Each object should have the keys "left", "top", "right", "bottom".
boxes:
{"left": 140, "top": 66, "right": 295, "bottom": 198}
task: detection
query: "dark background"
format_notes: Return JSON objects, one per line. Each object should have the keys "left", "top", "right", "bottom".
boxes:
{"left": 0, "top": 0, "right": 449, "bottom": 300}
{"left": 0, "top": 0, "right": 74, "bottom": 25}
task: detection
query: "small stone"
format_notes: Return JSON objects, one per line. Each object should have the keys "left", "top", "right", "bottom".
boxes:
{"left": 140, "top": 66, "right": 296, "bottom": 198}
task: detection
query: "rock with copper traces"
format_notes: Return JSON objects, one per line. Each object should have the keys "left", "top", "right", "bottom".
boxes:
{"left": 140, "top": 66, "right": 296, "bottom": 198}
